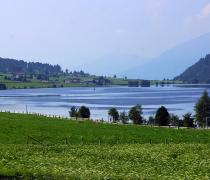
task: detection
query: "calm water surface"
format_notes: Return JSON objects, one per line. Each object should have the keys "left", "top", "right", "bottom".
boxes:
{"left": 0, "top": 85, "right": 210, "bottom": 120}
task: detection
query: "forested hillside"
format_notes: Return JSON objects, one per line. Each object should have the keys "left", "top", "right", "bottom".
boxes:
{"left": 174, "top": 54, "right": 210, "bottom": 83}
{"left": 0, "top": 57, "right": 62, "bottom": 75}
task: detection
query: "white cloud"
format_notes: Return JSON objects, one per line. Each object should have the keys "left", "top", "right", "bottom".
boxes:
{"left": 197, "top": 3, "right": 210, "bottom": 19}
{"left": 185, "top": 3, "right": 210, "bottom": 23}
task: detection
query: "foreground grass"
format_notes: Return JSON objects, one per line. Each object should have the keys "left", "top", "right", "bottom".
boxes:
{"left": 1, "top": 112, "right": 210, "bottom": 179}
{"left": 1, "top": 144, "right": 210, "bottom": 179}
{"left": 1, "top": 112, "right": 210, "bottom": 145}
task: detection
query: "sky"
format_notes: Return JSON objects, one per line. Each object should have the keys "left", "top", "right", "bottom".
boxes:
{"left": 0, "top": 0, "right": 210, "bottom": 71}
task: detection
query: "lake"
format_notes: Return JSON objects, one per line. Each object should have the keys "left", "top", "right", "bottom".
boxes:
{"left": 0, "top": 85, "right": 210, "bottom": 120}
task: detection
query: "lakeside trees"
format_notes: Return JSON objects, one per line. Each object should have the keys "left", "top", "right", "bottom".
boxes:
{"left": 78, "top": 106, "right": 91, "bottom": 119}
{"left": 195, "top": 90, "right": 210, "bottom": 127}
{"left": 128, "top": 105, "right": 143, "bottom": 125}
{"left": 183, "top": 113, "right": 194, "bottom": 128}
{"left": 120, "top": 111, "right": 129, "bottom": 124}
{"left": 69, "top": 106, "right": 77, "bottom": 118}
{"left": 155, "top": 106, "right": 170, "bottom": 126}
{"left": 170, "top": 114, "right": 179, "bottom": 126}
{"left": 68, "top": 91, "right": 210, "bottom": 128}
{"left": 69, "top": 106, "right": 90, "bottom": 119}
{"left": 108, "top": 108, "right": 119, "bottom": 123}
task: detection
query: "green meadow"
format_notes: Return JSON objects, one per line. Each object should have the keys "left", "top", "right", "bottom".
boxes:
{"left": 1, "top": 112, "right": 210, "bottom": 179}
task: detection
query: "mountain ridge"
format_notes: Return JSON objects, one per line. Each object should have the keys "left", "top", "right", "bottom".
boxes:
{"left": 0, "top": 57, "right": 62, "bottom": 75}
{"left": 174, "top": 54, "right": 210, "bottom": 83}
{"left": 122, "top": 32, "right": 210, "bottom": 80}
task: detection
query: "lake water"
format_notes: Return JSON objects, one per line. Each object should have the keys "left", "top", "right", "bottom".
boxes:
{"left": 0, "top": 85, "right": 210, "bottom": 120}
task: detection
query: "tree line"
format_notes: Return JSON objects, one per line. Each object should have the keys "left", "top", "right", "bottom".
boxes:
{"left": 69, "top": 90, "right": 210, "bottom": 128}
{"left": 0, "top": 57, "right": 62, "bottom": 75}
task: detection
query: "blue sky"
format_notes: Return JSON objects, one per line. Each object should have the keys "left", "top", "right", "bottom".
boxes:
{"left": 0, "top": 0, "right": 210, "bottom": 71}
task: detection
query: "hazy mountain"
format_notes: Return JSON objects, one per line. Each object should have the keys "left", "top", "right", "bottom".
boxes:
{"left": 80, "top": 54, "right": 148, "bottom": 77}
{"left": 174, "top": 54, "right": 210, "bottom": 83}
{"left": 123, "top": 32, "right": 210, "bottom": 80}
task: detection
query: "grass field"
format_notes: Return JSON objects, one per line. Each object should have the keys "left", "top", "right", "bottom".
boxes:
{"left": 1, "top": 112, "right": 210, "bottom": 179}
{"left": 0, "top": 73, "right": 129, "bottom": 89}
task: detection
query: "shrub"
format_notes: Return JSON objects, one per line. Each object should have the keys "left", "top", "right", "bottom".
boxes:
{"left": 78, "top": 106, "right": 90, "bottom": 119}
{"left": 155, "top": 106, "right": 170, "bottom": 126}
{"left": 108, "top": 108, "right": 119, "bottom": 123}
{"left": 120, "top": 111, "right": 129, "bottom": 124}
{"left": 128, "top": 105, "right": 143, "bottom": 125}
{"left": 183, "top": 113, "right": 194, "bottom": 128}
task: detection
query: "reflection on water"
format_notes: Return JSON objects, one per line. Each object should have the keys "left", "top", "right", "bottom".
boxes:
{"left": 0, "top": 85, "right": 209, "bottom": 120}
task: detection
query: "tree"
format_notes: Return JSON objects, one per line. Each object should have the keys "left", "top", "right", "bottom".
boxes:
{"left": 69, "top": 106, "right": 78, "bottom": 118}
{"left": 128, "top": 105, "right": 143, "bottom": 125}
{"left": 195, "top": 90, "right": 210, "bottom": 127}
{"left": 78, "top": 106, "right": 90, "bottom": 119}
{"left": 120, "top": 111, "right": 129, "bottom": 124}
{"left": 108, "top": 108, "right": 119, "bottom": 123}
{"left": 148, "top": 116, "right": 155, "bottom": 125}
{"left": 170, "top": 114, "right": 180, "bottom": 126}
{"left": 155, "top": 106, "right": 170, "bottom": 126}
{"left": 183, "top": 113, "right": 194, "bottom": 128}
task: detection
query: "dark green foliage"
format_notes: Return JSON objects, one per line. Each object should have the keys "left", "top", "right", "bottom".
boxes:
{"left": 195, "top": 91, "right": 210, "bottom": 127}
{"left": 155, "top": 106, "right": 170, "bottom": 126}
{"left": 183, "top": 113, "right": 194, "bottom": 128}
{"left": 120, "top": 111, "right": 129, "bottom": 124}
{"left": 69, "top": 106, "right": 78, "bottom": 118}
{"left": 93, "top": 76, "right": 111, "bottom": 86}
{"left": 78, "top": 106, "right": 90, "bottom": 119}
{"left": 108, "top": 108, "right": 119, "bottom": 122}
{"left": 170, "top": 114, "right": 180, "bottom": 126}
{"left": 178, "top": 120, "right": 184, "bottom": 127}
{"left": 71, "top": 70, "right": 90, "bottom": 77}
{"left": 0, "top": 83, "right": 7, "bottom": 90}
{"left": 148, "top": 116, "right": 155, "bottom": 125}
{"left": 0, "top": 57, "right": 62, "bottom": 75}
{"left": 174, "top": 54, "right": 210, "bottom": 83}
{"left": 128, "top": 80, "right": 139, "bottom": 87}
{"left": 128, "top": 105, "right": 143, "bottom": 125}
{"left": 37, "top": 74, "right": 49, "bottom": 81}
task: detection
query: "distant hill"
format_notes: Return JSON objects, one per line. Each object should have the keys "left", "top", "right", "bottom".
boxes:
{"left": 0, "top": 57, "right": 62, "bottom": 75}
{"left": 174, "top": 54, "right": 210, "bottom": 83}
{"left": 123, "top": 32, "right": 210, "bottom": 80}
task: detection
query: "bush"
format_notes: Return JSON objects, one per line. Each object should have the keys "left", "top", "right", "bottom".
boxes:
{"left": 128, "top": 105, "right": 143, "bottom": 125}
{"left": 148, "top": 116, "right": 155, "bottom": 125}
{"left": 78, "top": 106, "right": 90, "bottom": 119}
{"left": 120, "top": 111, "right": 129, "bottom": 124}
{"left": 170, "top": 114, "right": 180, "bottom": 126}
{"left": 183, "top": 113, "right": 194, "bottom": 128}
{"left": 69, "top": 106, "right": 78, "bottom": 118}
{"left": 108, "top": 108, "right": 119, "bottom": 123}
{"left": 155, "top": 106, "right": 170, "bottom": 126}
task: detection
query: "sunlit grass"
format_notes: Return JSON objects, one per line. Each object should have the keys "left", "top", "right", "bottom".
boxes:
{"left": 1, "top": 112, "right": 210, "bottom": 179}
